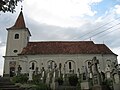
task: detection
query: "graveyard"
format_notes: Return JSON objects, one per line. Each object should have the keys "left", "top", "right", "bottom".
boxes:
{"left": 7, "top": 57, "right": 120, "bottom": 90}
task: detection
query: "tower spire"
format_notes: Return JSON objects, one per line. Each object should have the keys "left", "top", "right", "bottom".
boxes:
{"left": 21, "top": 5, "right": 23, "bottom": 11}
{"left": 7, "top": 7, "right": 26, "bottom": 30}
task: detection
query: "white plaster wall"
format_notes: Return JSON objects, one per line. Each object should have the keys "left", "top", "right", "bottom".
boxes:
{"left": 19, "top": 54, "right": 117, "bottom": 74}
{"left": 6, "top": 29, "right": 30, "bottom": 56}
{"left": 3, "top": 56, "right": 19, "bottom": 75}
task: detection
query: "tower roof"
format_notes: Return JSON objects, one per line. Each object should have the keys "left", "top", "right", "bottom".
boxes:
{"left": 7, "top": 10, "right": 27, "bottom": 30}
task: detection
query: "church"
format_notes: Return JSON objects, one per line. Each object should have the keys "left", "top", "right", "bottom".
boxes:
{"left": 3, "top": 10, "right": 118, "bottom": 78}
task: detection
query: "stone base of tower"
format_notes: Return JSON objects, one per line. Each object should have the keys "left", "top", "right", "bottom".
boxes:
{"left": 3, "top": 74, "right": 10, "bottom": 77}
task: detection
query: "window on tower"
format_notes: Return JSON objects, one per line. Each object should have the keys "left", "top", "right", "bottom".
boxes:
{"left": 14, "top": 34, "right": 19, "bottom": 39}
{"left": 13, "top": 50, "right": 18, "bottom": 53}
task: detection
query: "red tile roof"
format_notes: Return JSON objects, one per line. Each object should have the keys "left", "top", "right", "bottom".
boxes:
{"left": 20, "top": 41, "right": 115, "bottom": 55}
{"left": 7, "top": 11, "right": 27, "bottom": 30}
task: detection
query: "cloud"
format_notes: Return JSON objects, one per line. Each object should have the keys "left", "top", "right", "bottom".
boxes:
{"left": 114, "top": 5, "right": 120, "bottom": 14}
{"left": 23, "top": 0, "right": 102, "bottom": 27}
{"left": 113, "top": 47, "right": 120, "bottom": 63}
{"left": 26, "top": 15, "right": 120, "bottom": 49}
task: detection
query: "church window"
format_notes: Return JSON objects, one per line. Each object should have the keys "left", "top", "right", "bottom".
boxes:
{"left": 59, "top": 63, "right": 62, "bottom": 69}
{"left": 32, "top": 62, "right": 35, "bottom": 70}
{"left": 69, "top": 62, "right": 72, "bottom": 69}
{"left": 13, "top": 50, "right": 18, "bottom": 53}
{"left": 15, "top": 34, "right": 19, "bottom": 39}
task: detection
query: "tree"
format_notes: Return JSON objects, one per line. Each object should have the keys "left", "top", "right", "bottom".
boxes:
{"left": 0, "top": 0, "right": 23, "bottom": 13}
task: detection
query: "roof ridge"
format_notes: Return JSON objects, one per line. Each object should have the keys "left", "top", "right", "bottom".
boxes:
{"left": 28, "top": 41, "right": 94, "bottom": 43}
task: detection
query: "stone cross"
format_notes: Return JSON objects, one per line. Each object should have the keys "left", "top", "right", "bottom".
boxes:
{"left": 88, "top": 61, "right": 92, "bottom": 78}
{"left": 105, "top": 64, "right": 111, "bottom": 79}
{"left": 41, "top": 67, "right": 45, "bottom": 80}
{"left": 63, "top": 64, "right": 66, "bottom": 80}
{"left": 92, "top": 57, "right": 101, "bottom": 85}
{"left": 17, "top": 65, "right": 22, "bottom": 75}
{"left": 112, "top": 62, "right": 120, "bottom": 84}
{"left": 81, "top": 66, "right": 87, "bottom": 81}
{"left": 114, "top": 74, "right": 120, "bottom": 84}
{"left": 59, "top": 63, "right": 62, "bottom": 77}
{"left": 29, "top": 67, "right": 33, "bottom": 81}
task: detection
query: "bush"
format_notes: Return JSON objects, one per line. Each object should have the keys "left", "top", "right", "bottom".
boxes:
{"left": 32, "top": 83, "right": 51, "bottom": 90}
{"left": 56, "top": 77, "right": 63, "bottom": 85}
{"left": 32, "top": 74, "right": 42, "bottom": 84}
{"left": 68, "top": 74, "right": 78, "bottom": 86}
{"left": 12, "top": 74, "right": 28, "bottom": 84}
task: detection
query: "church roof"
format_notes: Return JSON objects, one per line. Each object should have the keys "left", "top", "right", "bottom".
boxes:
{"left": 20, "top": 41, "right": 115, "bottom": 55}
{"left": 7, "top": 11, "right": 27, "bottom": 30}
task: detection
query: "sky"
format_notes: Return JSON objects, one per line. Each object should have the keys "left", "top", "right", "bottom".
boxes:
{"left": 0, "top": 0, "right": 120, "bottom": 76}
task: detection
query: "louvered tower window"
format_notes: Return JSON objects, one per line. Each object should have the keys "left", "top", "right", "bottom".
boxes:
{"left": 14, "top": 34, "right": 19, "bottom": 39}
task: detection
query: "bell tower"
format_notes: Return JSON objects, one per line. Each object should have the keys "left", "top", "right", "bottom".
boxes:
{"left": 3, "top": 9, "right": 31, "bottom": 77}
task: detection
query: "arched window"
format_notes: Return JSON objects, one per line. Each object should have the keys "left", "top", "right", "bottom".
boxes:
{"left": 47, "top": 60, "right": 56, "bottom": 69}
{"left": 69, "top": 62, "right": 72, "bottom": 69}
{"left": 14, "top": 34, "right": 19, "bottom": 39}
{"left": 32, "top": 62, "right": 35, "bottom": 70}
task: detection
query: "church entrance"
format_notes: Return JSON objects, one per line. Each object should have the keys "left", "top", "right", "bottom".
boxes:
{"left": 10, "top": 67, "right": 15, "bottom": 77}
{"left": 9, "top": 61, "right": 16, "bottom": 77}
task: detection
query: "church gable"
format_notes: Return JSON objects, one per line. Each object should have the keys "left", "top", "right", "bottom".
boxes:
{"left": 20, "top": 41, "right": 114, "bottom": 55}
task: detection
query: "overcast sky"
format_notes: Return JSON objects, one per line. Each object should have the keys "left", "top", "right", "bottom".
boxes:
{"left": 0, "top": 0, "right": 120, "bottom": 75}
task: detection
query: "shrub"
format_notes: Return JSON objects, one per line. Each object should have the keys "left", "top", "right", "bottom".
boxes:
{"left": 32, "top": 83, "right": 50, "bottom": 90}
{"left": 56, "top": 77, "right": 63, "bottom": 85}
{"left": 32, "top": 74, "right": 42, "bottom": 84}
{"left": 68, "top": 74, "right": 78, "bottom": 86}
{"left": 12, "top": 74, "right": 28, "bottom": 84}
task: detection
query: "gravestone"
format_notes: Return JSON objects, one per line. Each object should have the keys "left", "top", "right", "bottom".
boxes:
{"left": 80, "top": 66, "right": 90, "bottom": 90}
{"left": 41, "top": 67, "right": 46, "bottom": 83}
{"left": 112, "top": 66, "right": 120, "bottom": 90}
{"left": 28, "top": 67, "right": 33, "bottom": 81}
{"left": 51, "top": 66, "right": 59, "bottom": 90}
{"left": 46, "top": 67, "right": 50, "bottom": 85}
{"left": 105, "top": 64, "right": 111, "bottom": 79}
{"left": 91, "top": 57, "right": 103, "bottom": 90}
{"left": 113, "top": 73, "right": 120, "bottom": 90}
{"left": 17, "top": 65, "right": 22, "bottom": 76}
{"left": 88, "top": 61, "right": 92, "bottom": 79}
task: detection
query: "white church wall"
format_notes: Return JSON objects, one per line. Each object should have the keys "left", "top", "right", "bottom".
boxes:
{"left": 18, "top": 56, "right": 29, "bottom": 74}
{"left": 3, "top": 56, "right": 19, "bottom": 76}
{"left": 3, "top": 58, "right": 10, "bottom": 75}
{"left": 20, "top": 54, "right": 117, "bottom": 74}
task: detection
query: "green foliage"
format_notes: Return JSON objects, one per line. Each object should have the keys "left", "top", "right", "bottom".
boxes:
{"left": 68, "top": 74, "right": 78, "bottom": 86}
{"left": 30, "top": 74, "right": 51, "bottom": 90}
{"left": 0, "top": 0, "right": 23, "bottom": 13}
{"left": 32, "top": 74, "right": 42, "bottom": 85}
{"left": 12, "top": 74, "right": 28, "bottom": 84}
{"left": 31, "top": 83, "right": 51, "bottom": 90}
{"left": 12, "top": 73, "right": 51, "bottom": 90}
{"left": 101, "top": 78, "right": 113, "bottom": 90}
{"left": 56, "top": 77, "right": 63, "bottom": 85}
